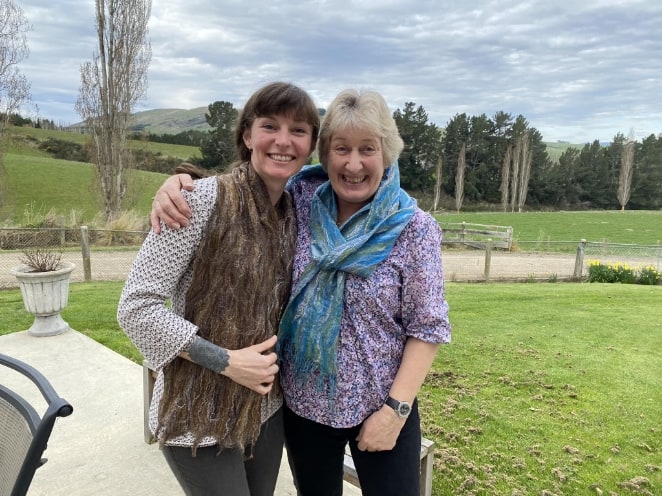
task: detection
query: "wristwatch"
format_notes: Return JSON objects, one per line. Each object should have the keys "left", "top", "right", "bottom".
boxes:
{"left": 385, "top": 396, "right": 412, "bottom": 419}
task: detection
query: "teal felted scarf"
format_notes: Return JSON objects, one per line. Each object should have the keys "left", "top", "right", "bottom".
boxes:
{"left": 278, "top": 161, "right": 416, "bottom": 393}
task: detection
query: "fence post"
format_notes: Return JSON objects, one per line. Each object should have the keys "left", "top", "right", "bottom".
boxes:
{"left": 80, "top": 226, "right": 92, "bottom": 282}
{"left": 460, "top": 222, "right": 466, "bottom": 245}
{"left": 573, "top": 239, "right": 586, "bottom": 279}
{"left": 60, "top": 216, "right": 66, "bottom": 247}
{"left": 484, "top": 239, "right": 492, "bottom": 280}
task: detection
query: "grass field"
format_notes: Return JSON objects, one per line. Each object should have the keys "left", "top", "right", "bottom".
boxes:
{"left": 436, "top": 211, "right": 662, "bottom": 249}
{"left": 1, "top": 281, "right": 660, "bottom": 495}
{"left": 424, "top": 282, "right": 661, "bottom": 494}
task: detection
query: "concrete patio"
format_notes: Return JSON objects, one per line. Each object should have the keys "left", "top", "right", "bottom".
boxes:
{"left": 0, "top": 329, "right": 361, "bottom": 495}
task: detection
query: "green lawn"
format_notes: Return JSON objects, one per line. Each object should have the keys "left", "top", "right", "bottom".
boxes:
{"left": 424, "top": 282, "right": 661, "bottom": 494}
{"left": 0, "top": 281, "right": 143, "bottom": 363}
{"left": 1, "top": 281, "right": 660, "bottom": 494}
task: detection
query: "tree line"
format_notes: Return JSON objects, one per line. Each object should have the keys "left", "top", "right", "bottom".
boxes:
{"left": 149, "top": 100, "right": 660, "bottom": 211}
{"left": 395, "top": 104, "right": 661, "bottom": 211}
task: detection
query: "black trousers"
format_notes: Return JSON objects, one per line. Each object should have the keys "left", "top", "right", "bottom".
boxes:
{"left": 162, "top": 407, "right": 284, "bottom": 496}
{"left": 284, "top": 402, "right": 421, "bottom": 496}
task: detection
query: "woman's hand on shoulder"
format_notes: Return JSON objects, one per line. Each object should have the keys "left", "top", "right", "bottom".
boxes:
{"left": 150, "top": 173, "right": 195, "bottom": 233}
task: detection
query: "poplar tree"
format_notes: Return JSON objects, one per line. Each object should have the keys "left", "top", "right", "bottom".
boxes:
{"left": 455, "top": 143, "right": 466, "bottom": 212}
{"left": 617, "top": 140, "right": 635, "bottom": 211}
{"left": 75, "top": 0, "right": 152, "bottom": 220}
{"left": 0, "top": 0, "right": 31, "bottom": 210}
{"left": 0, "top": 0, "right": 31, "bottom": 133}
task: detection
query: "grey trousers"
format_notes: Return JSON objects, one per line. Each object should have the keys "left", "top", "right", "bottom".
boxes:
{"left": 162, "top": 407, "right": 284, "bottom": 496}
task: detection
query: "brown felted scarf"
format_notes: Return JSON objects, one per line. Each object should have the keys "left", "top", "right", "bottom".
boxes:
{"left": 156, "top": 162, "right": 296, "bottom": 454}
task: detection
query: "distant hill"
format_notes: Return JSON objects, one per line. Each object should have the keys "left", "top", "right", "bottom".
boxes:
{"left": 129, "top": 107, "right": 211, "bottom": 134}
{"left": 127, "top": 106, "right": 329, "bottom": 135}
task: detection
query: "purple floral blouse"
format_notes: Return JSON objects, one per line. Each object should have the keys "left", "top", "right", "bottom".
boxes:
{"left": 281, "top": 175, "right": 451, "bottom": 428}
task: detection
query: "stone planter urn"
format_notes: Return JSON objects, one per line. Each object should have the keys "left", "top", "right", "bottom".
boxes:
{"left": 11, "top": 262, "right": 76, "bottom": 337}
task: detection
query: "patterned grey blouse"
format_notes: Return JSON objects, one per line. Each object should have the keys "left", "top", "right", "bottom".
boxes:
{"left": 117, "top": 176, "right": 282, "bottom": 448}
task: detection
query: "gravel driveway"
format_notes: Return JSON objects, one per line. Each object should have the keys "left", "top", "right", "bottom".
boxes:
{"left": 442, "top": 251, "right": 579, "bottom": 281}
{"left": 0, "top": 249, "right": 582, "bottom": 289}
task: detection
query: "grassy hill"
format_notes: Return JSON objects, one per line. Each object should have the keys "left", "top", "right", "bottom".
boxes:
{"left": 8, "top": 125, "right": 201, "bottom": 160}
{"left": 0, "top": 152, "right": 169, "bottom": 226}
{"left": 130, "top": 107, "right": 211, "bottom": 134}
{"left": 545, "top": 140, "right": 587, "bottom": 160}
{"left": 69, "top": 107, "right": 211, "bottom": 135}
{"left": 1, "top": 126, "right": 199, "bottom": 226}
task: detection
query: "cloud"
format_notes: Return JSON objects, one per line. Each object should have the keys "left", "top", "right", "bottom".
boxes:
{"left": 15, "top": 0, "right": 662, "bottom": 143}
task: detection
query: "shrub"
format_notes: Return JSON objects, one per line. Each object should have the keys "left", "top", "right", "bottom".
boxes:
{"left": 92, "top": 210, "right": 148, "bottom": 246}
{"left": 587, "top": 260, "right": 660, "bottom": 285}
{"left": 21, "top": 202, "right": 60, "bottom": 228}
{"left": 38, "top": 137, "right": 91, "bottom": 162}
{"left": 19, "top": 248, "right": 63, "bottom": 272}
{"left": 131, "top": 148, "right": 183, "bottom": 174}
{"left": 638, "top": 265, "right": 661, "bottom": 285}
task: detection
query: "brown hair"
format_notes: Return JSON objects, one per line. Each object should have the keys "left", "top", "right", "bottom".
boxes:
{"left": 235, "top": 82, "right": 320, "bottom": 162}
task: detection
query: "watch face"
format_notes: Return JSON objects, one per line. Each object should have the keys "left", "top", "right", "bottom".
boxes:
{"left": 386, "top": 396, "right": 412, "bottom": 418}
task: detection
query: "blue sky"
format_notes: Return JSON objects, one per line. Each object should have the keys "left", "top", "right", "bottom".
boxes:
{"left": 17, "top": 0, "right": 662, "bottom": 143}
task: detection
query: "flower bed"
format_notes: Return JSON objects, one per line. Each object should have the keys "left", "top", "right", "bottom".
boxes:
{"left": 587, "top": 260, "right": 660, "bottom": 285}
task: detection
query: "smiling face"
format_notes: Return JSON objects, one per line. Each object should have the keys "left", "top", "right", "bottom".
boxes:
{"left": 243, "top": 114, "right": 314, "bottom": 194}
{"left": 327, "top": 127, "right": 386, "bottom": 220}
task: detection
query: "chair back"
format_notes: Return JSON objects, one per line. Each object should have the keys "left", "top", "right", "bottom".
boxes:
{"left": 0, "top": 353, "right": 73, "bottom": 496}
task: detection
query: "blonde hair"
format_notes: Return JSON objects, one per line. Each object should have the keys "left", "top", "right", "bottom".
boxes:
{"left": 317, "top": 89, "right": 404, "bottom": 169}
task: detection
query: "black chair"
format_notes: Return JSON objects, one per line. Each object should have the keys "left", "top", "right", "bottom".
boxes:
{"left": 0, "top": 353, "right": 73, "bottom": 496}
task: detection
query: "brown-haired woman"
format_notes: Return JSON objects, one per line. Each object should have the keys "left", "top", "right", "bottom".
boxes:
{"left": 117, "top": 81, "right": 320, "bottom": 496}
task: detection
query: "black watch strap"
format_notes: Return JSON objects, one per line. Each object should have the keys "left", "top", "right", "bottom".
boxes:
{"left": 385, "top": 396, "right": 412, "bottom": 418}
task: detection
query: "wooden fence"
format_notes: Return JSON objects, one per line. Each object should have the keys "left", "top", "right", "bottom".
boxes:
{"left": 439, "top": 222, "right": 513, "bottom": 250}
